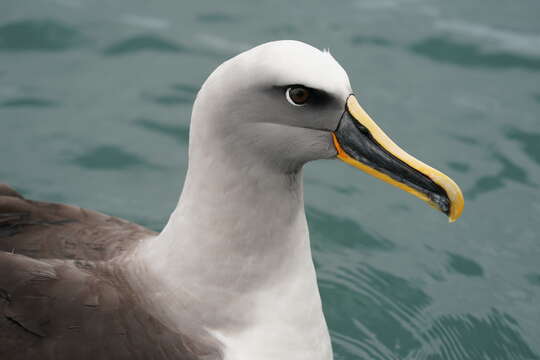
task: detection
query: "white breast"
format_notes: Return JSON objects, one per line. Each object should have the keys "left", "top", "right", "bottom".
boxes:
{"left": 209, "top": 258, "right": 333, "bottom": 360}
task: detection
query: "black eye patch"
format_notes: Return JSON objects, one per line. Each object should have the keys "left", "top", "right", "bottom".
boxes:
{"left": 272, "top": 85, "right": 337, "bottom": 108}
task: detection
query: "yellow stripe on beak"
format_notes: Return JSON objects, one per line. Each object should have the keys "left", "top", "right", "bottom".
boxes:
{"left": 333, "top": 95, "right": 464, "bottom": 222}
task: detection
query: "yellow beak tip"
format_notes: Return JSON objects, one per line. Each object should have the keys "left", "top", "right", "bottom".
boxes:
{"left": 447, "top": 189, "right": 464, "bottom": 223}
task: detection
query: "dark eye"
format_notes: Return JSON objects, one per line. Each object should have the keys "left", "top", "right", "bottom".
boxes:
{"left": 285, "top": 86, "right": 310, "bottom": 106}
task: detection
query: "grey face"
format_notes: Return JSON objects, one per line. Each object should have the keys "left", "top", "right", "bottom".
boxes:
{"left": 190, "top": 41, "right": 353, "bottom": 171}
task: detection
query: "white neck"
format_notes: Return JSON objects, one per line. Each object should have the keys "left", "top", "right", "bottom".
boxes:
{"left": 125, "top": 150, "right": 333, "bottom": 360}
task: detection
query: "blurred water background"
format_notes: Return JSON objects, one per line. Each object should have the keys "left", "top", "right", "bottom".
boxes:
{"left": 1, "top": 0, "right": 539, "bottom": 359}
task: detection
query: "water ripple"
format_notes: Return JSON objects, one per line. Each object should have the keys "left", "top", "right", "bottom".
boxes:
{"left": 1, "top": 97, "right": 57, "bottom": 108}
{"left": 466, "top": 151, "right": 535, "bottom": 200}
{"left": 171, "top": 83, "right": 199, "bottom": 95}
{"left": 119, "top": 14, "right": 170, "bottom": 30}
{"left": 144, "top": 94, "right": 192, "bottom": 105}
{"left": 445, "top": 251, "right": 484, "bottom": 277}
{"left": 196, "top": 12, "right": 241, "bottom": 24}
{"left": 70, "top": 145, "right": 157, "bottom": 170}
{"left": 0, "top": 19, "right": 85, "bottom": 52}
{"left": 435, "top": 20, "right": 540, "bottom": 58}
{"left": 142, "top": 83, "right": 197, "bottom": 107}
{"left": 320, "top": 264, "right": 431, "bottom": 358}
{"left": 103, "top": 34, "right": 186, "bottom": 55}
{"left": 504, "top": 127, "right": 540, "bottom": 167}
{"left": 419, "top": 310, "right": 539, "bottom": 360}
{"left": 322, "top": 260, "right": 537, "bottom": 359}
{"left": 525, "top": 273, "right": 540, "bottom": 287}
{"left": 409, "top": 36, "right": 540, "bottom": 71}
{"left": 350, "top": 35, "right": 393, "bottom": 47}
{"left": 134, "top": 118, "right": 189, "bottom": 144}
{"left": 446, "top": 161, "right": 470, "bottom": 174}
{"left": 308, "top": 206, "right": 395, "bottom": 251}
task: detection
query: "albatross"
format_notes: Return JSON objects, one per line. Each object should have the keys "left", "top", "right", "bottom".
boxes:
{"left": 0, "top": 40, "right": 463, "bottom": 360}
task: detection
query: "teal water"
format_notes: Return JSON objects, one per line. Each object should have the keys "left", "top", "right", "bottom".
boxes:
{"left": 1, "top": 0, "right": 539, "bottom": 358}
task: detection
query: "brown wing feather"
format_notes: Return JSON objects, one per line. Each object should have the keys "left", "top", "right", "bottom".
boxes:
{"left": 0, "top": 185, "right": 222, "bottom": 360}
{"left": 0, "top": 184, "right": 155, "bottom": 261}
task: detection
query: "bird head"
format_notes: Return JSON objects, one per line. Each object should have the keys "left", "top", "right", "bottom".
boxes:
{"left": 190, "top": 40, "right": 463, "bottom": 221}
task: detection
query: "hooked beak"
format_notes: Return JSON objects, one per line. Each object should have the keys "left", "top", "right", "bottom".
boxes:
{"left": 332, "top": 95, "right": 464, "bottom": 222}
